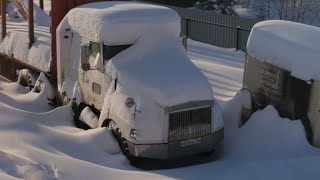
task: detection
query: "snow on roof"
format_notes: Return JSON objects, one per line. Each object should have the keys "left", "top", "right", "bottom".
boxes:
{"left": 65, "top": 1, "right": 181, "bottom": 45}
{"left": 247, "top": 20, "right": 320, "bottom": 81}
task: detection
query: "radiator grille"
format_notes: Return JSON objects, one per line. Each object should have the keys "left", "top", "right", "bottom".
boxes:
{"left": 168, "top": 106, "right": 212, "bottom": 142}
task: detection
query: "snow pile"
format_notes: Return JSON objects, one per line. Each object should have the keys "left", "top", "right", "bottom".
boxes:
{"left": 0, "top": 32, "right": 319, "bottom": 178}
{"left": 0, "top": 81, "right": 29, "bottom": 94}
{"left": 247, "top": 20, "right": 320, "bottom": 81}
{"left": 0, "top": 4, "right": 51, "bottom": 72}
{"left": 16, "top": 0, "right": 51, "bottom": 27}
{"left": 0, "top": 79, "right": 171, "bottom": 180}
{"left": 0, "top": 73, "right": 54, "bottom": 113}
{"left": 66, "top": 1, "right": 181, "bottom": 45}
{"left": 188, "top": 39, "right": 245, "bottom": 101}
{"left": 108, "top": 32, "right": 213, "bottom": 107}
{"left": 223, "top": 105, "right": 318, "bottom": 162}
{"left": 2, "top": 78, "right": 320, "bottom": 179}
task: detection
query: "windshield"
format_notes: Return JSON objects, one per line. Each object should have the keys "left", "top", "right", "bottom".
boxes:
{"left": 89, "top": 42, "right": 132, "bottom": 61}
{"left": 103, "top": 44, "right": 132, "bottom": 60}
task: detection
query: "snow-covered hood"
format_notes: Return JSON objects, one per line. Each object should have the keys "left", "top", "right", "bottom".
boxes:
{"left": 106, "top": 31, "right": 213, "bottom": 107}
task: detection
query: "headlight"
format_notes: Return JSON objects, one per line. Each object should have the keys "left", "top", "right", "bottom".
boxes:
{"left": 125, "top": 97, "right": 135, "bottom": 108}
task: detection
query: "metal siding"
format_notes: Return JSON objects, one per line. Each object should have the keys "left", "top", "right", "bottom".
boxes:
{"left": 162, "top": 5, "right": 259, "bottom": 51}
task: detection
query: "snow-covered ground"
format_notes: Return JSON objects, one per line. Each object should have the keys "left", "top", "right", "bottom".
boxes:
{"left": 0, "top": 0, "right": 320, "bottom": 179}
{"left": 188, "top": 39, "right": 245, "bottom": 102}
{"left": 0, "top": 38, "right": 320, "bottom": 179}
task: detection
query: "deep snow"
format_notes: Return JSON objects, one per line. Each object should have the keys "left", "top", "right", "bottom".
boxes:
{"left": 0, "top": 2, "right": 51, "bottom": 72}
{"left": 0, "top": 39, "right": 320, "bottom": 180}
{"left": 0, "top": 0, "right": 320, "bottom": 179}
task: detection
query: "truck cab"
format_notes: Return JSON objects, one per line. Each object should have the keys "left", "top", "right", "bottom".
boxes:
{"left": 56, "top": 1, "right": 224, "bottom": 165}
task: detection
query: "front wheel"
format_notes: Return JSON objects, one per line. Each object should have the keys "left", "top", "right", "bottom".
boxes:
{"left": 102, "top": 120, "right": 130, "bottom": 157}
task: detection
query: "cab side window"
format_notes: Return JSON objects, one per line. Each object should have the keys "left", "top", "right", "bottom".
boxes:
{"left": 103, "top": 44, "right": 132, "bottom": 61}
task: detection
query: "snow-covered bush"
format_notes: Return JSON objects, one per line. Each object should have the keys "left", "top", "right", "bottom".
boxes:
{"left": 194, "top": 0, "right": 240, "bottom": 16}
{"left": 248, "top": 0, "right": 320, "bottom": 25}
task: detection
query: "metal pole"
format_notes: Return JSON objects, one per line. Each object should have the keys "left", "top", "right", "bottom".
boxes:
{"left": 28, "top": 0, "right": 34, "bottom": 48}
{"left": 183, "top": 17, "right": 189, "bottom": 50}
{"left": 236, "top": 26, "right": 240, "bottom": 51}
{"left": 1, "top": 0, "right": 6, "bottom": 40}
{"left": 267, "top": 0, "right": 270, "bottom": 20}
{"left": 185, "top": 17, "right": 189, "bottom": 38}
{"left": 39, "top": 0, "right": 43, "bottom": 10}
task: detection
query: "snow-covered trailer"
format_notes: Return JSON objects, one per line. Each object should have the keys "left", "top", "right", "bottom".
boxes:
{"left": 242, "top": 20, "right": 320, "bottom": 146}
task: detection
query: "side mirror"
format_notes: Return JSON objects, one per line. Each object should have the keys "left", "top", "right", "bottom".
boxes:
{"left": 81, "top": 45, "right": 90, "bottom": 71}
{"left": 93, "top": 52, "right": 104, "bottom": 72}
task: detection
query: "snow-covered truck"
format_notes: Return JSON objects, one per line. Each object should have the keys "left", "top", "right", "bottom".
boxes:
{"left": 241, "top": 20, "right": 320, "bottom": 146}
{"left": 0, "top": 1, "right": 224, "bottom": 167}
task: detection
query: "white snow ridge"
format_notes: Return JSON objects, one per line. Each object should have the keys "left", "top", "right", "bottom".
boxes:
{"left": 0, "top": 0, "right": 320, "bottom": 179}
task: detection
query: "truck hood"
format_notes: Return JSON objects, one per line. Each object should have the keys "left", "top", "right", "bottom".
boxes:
{"left": 107, "top": 30, "right": 213, "bottom": 107}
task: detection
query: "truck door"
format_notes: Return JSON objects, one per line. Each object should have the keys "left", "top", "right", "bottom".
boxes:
{"left": 79, "top": 41, "right": 110, "bottom": 110}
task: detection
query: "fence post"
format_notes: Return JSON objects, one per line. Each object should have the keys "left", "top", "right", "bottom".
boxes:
{"left": 28, "top": 0, "right": 34, "bottom": 49}
{"left": 236, "top": 26, "right": 240, "bottom": 51}
{"left": 39, "top": 0, "right": 43, "bottom": 10}
{"left": 1, "top": 0, "right": 6, "bottom": 40}
{"left": 186, "top": 17, "right": 189, "bottom": 38}
{"left": 182, "top": 17, "right": 189, "bottom": 50}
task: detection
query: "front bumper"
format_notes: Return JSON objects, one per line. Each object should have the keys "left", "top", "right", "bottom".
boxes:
{"left": 127, "top": 128, "right": 224, "bottom": 160}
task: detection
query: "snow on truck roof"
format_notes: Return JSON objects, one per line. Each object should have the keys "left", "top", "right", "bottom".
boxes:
{"left": 65, "top": 1, "right": 181, "bottom": 45}
{"left": 247, "top": 20, "right": 320, "bottom": 81}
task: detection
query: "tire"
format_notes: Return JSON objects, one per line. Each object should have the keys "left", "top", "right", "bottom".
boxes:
{"left": 72, "top": 102, "right": 92, "bottom": 130}
{"left": 102, "top": 120, "right": 130, "bottom": 157}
